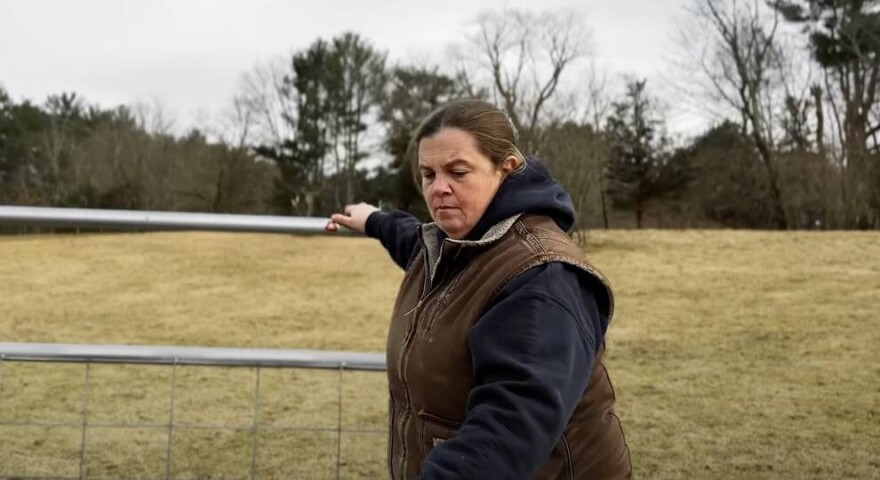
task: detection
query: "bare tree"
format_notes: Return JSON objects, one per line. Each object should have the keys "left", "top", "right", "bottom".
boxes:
{"left": 131, "top": 97, "right": 175, "bottom": 136}
{"left": 542, "top": 122, "right": 606, "bottom": 244}
{"left": 236, "top": 57, "right": 297, "bottom": 148}
{"left": 41, "top": 93, "right": 86, "bottom": 203}
{"left": 870, "top": 101, "right": 880, "bottom": 152}
{"left": 213, "top": 96, "right": 254, "bottom": 150}
{"left": 771, "top": 0, "right": 880, "bottom": 228}
{"left": 581, "top": 64, "right": 614, "bottom": 229}
{"left": 677, "top": 0, "right": 790, "bottom": 228}
{"left": 451, "top": 7, "right": 592, "bottom": 153}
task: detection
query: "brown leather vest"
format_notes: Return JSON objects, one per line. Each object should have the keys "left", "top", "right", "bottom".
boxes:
{"left": 386, "top": 215, "right": 632, "bottom": 479}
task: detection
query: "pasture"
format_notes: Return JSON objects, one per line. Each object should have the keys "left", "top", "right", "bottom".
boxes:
{"left": 1, "top": 229, "right": 878, "bottom": 478}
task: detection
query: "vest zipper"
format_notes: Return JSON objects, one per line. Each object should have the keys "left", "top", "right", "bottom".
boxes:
{"left": 388, "top": 395, "right": 397, "bottom": 478}
{"left": 421, "top": 249, "right": 469, "bottom": 337}
{"left": 420, "top": 276, "right": 460, "bottom": 337}
{"left": 394, "top": 236, "right": 435, "bottom": 477}
{"left": 396, "top": 235, "right": 459, "bottom": 476}
{"left": 561, "top": 432, "right": 574, "bottom": 480}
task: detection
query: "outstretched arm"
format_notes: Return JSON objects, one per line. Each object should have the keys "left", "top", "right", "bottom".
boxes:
{"left": 328, "top": 203, "right": 422, "bottom": 270}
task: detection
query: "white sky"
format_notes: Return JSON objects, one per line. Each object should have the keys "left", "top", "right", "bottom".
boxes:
{"left": 1, "top": 0, "right": 701, "bottom": 136}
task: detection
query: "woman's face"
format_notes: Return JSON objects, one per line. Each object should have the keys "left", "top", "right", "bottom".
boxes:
{"left": 418, "top": 127, "right": 516, "bottom": 239}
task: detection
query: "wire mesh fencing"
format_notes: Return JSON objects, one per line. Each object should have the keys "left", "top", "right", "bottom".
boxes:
{"left": 0, "top": 343, "right": 388, "bottom": 479}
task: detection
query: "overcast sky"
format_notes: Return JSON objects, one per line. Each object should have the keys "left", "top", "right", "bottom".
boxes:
{"left": 1, "top": 0, "right": 700, "bottom": 136}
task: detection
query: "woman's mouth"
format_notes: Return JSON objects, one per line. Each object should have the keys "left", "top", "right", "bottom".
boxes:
{"left": 435, "top": 206, "right": 458, "bottom": 216}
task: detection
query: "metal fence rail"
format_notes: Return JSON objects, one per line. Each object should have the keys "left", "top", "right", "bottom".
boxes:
{"left": 0, "top": 343, "right": 386, "bottom": 370}
{"left": 0, "top": 343, "right": 388, "bottom": 480}
{"left": 1, "top": 208, "right": 380, "bottom": 479}
{"left": 0, "top": 205, "right": 353, "bottom": 235}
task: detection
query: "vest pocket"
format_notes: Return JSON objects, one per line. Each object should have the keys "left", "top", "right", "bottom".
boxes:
{"left": 417, "top": 411, "right": 461, "bottom": 457}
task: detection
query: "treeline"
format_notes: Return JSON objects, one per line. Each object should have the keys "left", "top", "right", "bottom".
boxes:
{"left": 1, "top": 1, "right": 878, "bottom": 231}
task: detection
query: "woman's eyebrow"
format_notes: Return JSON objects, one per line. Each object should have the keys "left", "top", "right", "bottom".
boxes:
{"left": 444, "top": 159, "right": 471, "bottom": 168}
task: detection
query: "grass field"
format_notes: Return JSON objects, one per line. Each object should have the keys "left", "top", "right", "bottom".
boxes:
{"left": 1, "top": 229, "right": 878, "bottom": 479}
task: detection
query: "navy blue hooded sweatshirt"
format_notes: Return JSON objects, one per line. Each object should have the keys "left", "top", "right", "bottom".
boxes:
{"left": 365, "top": 157, "right": 608, "bottom": 479}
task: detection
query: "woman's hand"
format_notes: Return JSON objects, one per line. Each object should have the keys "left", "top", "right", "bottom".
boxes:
{"left": 326, "top": 202, "right": 380, "bottom": 234}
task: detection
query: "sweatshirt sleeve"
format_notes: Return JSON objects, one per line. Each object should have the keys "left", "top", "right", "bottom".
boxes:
{"left": 364, "top": 210, "right": 422, "bottom": 270}
{"left": 419, "top": 262, "right": 607, "bottom": 479}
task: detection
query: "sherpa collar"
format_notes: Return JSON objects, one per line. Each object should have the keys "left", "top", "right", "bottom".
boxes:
{"left": 419, "top": 214, "right": 523, "bottom": 284}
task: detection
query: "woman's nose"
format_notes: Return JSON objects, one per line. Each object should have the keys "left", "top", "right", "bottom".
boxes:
{"left": 433, "top": 176, "right": 452, "bottom": 195}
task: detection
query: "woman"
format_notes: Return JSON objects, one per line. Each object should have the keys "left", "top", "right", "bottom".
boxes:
{"left": 327, "top": 100, "right": 631, "bottom": 479}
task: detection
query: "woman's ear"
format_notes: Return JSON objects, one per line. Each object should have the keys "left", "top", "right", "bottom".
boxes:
{"left": 501, "top": 155, "right": 519, "bottom": 177}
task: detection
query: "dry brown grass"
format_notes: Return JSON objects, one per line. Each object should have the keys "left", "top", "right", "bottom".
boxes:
{"left": 1, "top": 229, "right": 878, "bottom": 479}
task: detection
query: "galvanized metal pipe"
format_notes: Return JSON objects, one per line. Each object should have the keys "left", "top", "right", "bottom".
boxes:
{"left": 0, "top": 205, "right": 353, "bottom": 235}
{"left": 0, "top": 343, "right": 387, "bottom": 371}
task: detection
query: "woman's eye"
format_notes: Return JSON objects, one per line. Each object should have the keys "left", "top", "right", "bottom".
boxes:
{"left": 452, "top": 171, "right": 468, "bottom": 178}
{"left": 423, "top": 172, "right": 435, "bottom": 181}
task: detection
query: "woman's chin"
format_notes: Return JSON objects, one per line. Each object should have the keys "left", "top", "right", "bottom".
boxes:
{"left": 437, "top": 219, "right": 468, "bottom": 240}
